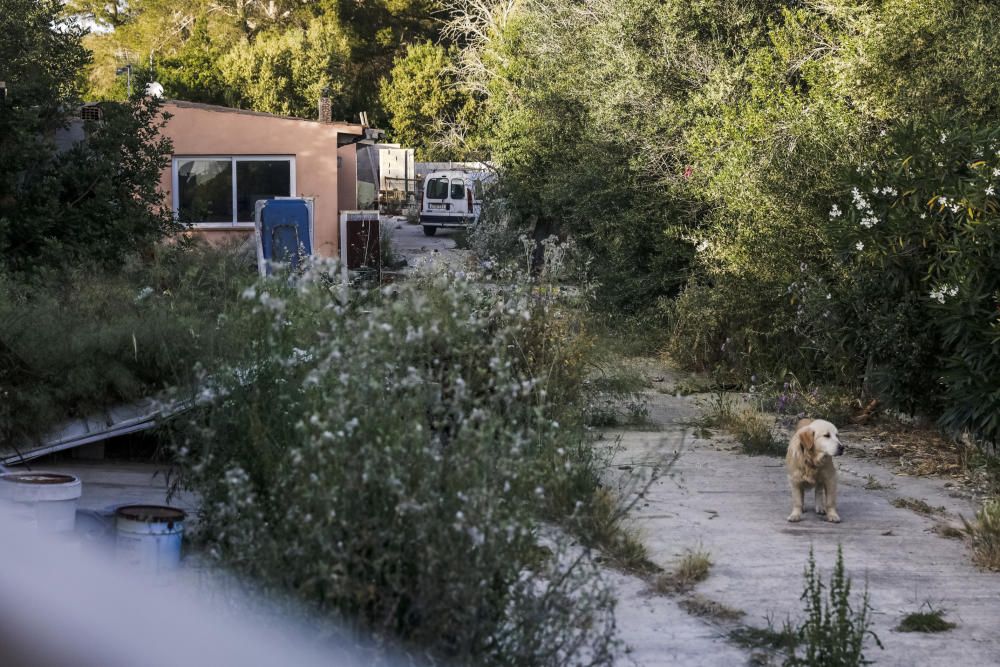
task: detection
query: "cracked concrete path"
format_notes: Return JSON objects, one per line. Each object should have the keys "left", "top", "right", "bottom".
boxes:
{"left": 384, "top": 216, "right": 471, "bottom": 274}
{"left": 604, "top": 377, "right": 1000, "bottom": 666}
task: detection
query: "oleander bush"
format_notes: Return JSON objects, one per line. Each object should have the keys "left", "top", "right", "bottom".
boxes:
{"left": 827, "top": 116, "right": 1000, "bottom": 445}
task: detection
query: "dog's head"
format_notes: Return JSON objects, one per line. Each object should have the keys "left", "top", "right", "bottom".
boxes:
{"left": 796, "top": 418, "right": 845, "bottom": 465}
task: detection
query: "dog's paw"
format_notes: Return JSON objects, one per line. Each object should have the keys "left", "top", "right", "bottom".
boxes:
{"left": 826, "top": 513, "right": 841, "bottom": 523}
{"left": 787, "top": 512, "right": 803, "bottom": 523}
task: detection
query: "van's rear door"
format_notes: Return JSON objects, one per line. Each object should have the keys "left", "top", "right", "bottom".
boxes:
{"left": 424, "top": 176, "right": 450, "bottom": 212}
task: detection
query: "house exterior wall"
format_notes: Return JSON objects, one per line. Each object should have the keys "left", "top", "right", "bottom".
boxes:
{"left": 159, "top": 101, "right": 361, "bottom": 258}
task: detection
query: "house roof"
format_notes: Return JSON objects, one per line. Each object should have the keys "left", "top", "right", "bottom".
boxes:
{"left": 164, "top": 99, "right": 367, "bottom": 135}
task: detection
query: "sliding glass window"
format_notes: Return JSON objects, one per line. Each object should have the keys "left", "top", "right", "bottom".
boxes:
{"left": 174, "top": 156, "right": 295, "bottom": 226}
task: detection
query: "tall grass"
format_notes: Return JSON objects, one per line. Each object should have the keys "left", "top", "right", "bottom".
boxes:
{"left": 0, "top": 241, "right": 254, "bottom": 446}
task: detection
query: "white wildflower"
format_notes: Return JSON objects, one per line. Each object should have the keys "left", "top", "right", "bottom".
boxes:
{"left": 851, "top": 187, "right": 873, "bottom": 212}
{"left": 135, "top": 286, "right": 154, "bottom": 302}
{"left": 828, "top": 204, "right": 842, "bottom": 219}
{"left": 929, "top": 284, "right": 959, "bottom": 303}
{"left": 987, "top": 185, "right": 996, "bottom": 196}
{"left": 940, "top": 131, "right": 948, "bottom": 144}
{"left": 855, "top": 241, "right": 865, "bottom": 251}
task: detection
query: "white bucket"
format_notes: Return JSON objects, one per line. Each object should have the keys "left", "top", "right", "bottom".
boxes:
{"left": 0, "top": 472, "right": 82, "bottom": 533}
{"left": 115, "top": 505, "right": 186, "bottom": 574}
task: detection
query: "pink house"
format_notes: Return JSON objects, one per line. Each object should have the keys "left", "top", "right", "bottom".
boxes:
{"left": 158, "top": 100, "right": 381, "bottom": 258}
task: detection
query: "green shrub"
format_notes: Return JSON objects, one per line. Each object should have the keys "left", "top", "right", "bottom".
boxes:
{"left": 169, "top": 267, "right": 621, "bottom": 665}
{"left": 830, "top": 116, "right": 1000, "bottom": 444}
{"left": 0, "top": 241, "right": 254, "bottom": 446}
{"left": 785, "top": 547, "right": 881, "bottom": 667}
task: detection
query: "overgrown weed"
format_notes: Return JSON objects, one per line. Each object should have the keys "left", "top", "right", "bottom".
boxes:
{"left": 0, "top": 240, "right": 254, "bottom": 448}
{"left": 168, "top": 263, "right": 628, "bottom": 665}
{"left": 700, "top": 392, "right": 784, "bottom": 456}
{"left": 896, "top": 603, "right": 956, "bottom": 633}
{"left": 963, "top": 498, "right": 1000, "bottom": 570}
{"left": 785, "top": 546, "right": 881, "bottom": 667}
{"left": 654, "top": 547, "right": 713, "bottom": 594}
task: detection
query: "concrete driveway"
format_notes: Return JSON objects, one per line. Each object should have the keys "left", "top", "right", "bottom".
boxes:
{"left": 604, "top": 376, "right": 1000, "bottom": 666}
{"left": 384, "top": 216, "right": 471, "bottom": 274}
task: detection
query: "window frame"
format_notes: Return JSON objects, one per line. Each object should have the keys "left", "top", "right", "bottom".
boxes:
{"left": 172, "top": 155, "right": 297, "bottom": 228}
{"left": 425, "top": 176, "right": 450, "bottom": 200}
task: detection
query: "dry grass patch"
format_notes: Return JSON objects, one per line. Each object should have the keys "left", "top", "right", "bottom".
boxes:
{"left": 654, "top": 547, "right": 713, "bottom": 594}
{"left": 730, "top": 624, "right": 799, "bottom": 652}
{"left": 963, "top": 498, "right": 1000, "bottom": 570}
{"left": 891, "top": 497, "right": 945, "bottom": 515}
{"left": 679, "top": 594, "right": 744, "bottom": 621}
{"left": 931, "top": 523, "right": 964, "bottom": 540}
{"left": 863, "top": 474, "right": 894, "bottom": 491}
{"left": 700, "top": 393, "right": 784, "bottom": 456}
{"left": 896, "top": 605, "right": 956, "bottom": 633}
{"left": 581, "top": 487, "right": 660, "bottom": 575}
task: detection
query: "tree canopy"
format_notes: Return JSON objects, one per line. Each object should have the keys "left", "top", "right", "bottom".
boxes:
{"left": 0, "top": 0, "right": 175, "bottom": 271}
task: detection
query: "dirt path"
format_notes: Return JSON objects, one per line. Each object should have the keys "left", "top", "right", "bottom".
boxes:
{"left": 603, "top": 367, "right": 1000, "bottom": 666}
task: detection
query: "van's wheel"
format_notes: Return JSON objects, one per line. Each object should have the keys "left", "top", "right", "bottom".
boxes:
{"left": 422, "top": 225, "right": 437, "bottom": 237}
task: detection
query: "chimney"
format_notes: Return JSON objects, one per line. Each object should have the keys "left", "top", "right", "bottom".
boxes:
{"left": 318, "top": 96, "right": 332, "bottom": 123}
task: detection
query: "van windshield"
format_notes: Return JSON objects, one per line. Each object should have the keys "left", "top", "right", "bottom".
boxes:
{"left": 426, "top": 177, "right": 449, "bottom": 200}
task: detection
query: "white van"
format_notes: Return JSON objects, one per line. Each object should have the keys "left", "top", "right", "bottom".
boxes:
{"left": 418, "top": 170, "right": 483, "bottom": 236}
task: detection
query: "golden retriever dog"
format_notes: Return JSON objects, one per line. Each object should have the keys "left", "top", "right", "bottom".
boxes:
{"left": 786, "top": 418, "right": 845, "bottom": 523}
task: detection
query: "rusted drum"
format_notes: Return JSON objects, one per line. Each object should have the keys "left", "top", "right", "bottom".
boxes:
{"left": 115, "top": 505, "right": 186, "bottom": 573}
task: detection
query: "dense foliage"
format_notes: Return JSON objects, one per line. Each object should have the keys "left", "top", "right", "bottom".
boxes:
{"left": 69, "top": 0, "right": 442, "bottom": 125}
{"left": 0, "top": 243, "right": 255, "bottom": 447}
{"left": 379, "top": 42, "right": 472, "bottom": 160}
{"left": 431, "top": 0, "right": 1000, "bottom": 445}
{"left": 0, "top": 0, "right": 176, "bottom": 271}
{"left": 169, "top": 266, "right": 622, "bottom": 665}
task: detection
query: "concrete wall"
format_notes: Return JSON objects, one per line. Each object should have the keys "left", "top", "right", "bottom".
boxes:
{"left": 159, "top": 101, "right": 361, "bottom": 258}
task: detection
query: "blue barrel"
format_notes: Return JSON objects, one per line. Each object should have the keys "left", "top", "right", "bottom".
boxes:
{"left": 115, "top": 505, "right": 186, "bottom": 573}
